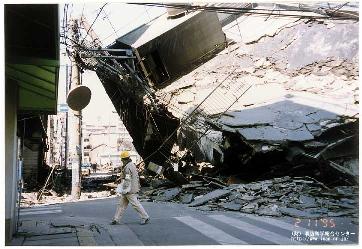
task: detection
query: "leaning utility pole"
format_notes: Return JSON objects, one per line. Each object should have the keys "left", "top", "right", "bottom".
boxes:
{"left": 69, "top": 19, "right": 82, "bottom": 199}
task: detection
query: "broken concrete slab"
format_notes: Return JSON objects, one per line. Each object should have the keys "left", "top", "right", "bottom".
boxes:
{"left": 303, "top": 140, "right": 327, "bottom": 148}
{"left": 242, "top": 202, "right": 259, "bottom": 210}
{"left": 220, "top": 108, "right": 280, "bottom": 127}
{"left": 228, "top": 192, "right": 242, "bottom": 201}
{"left": 181, "top": 183, "right": 203, "bottom": 189}
{"left": 149, "top": 179, "right": 175, "bottom": 189}
{"left": 340, "top": 198, "right": 357, "bottom": 205}
{"left": 279, "top": 207, "right": 321, "bottom": 218}
{"left": 272, "top": 176, "right": 291, "bottom": 183}
{"left": 255, "top": 204, "right": 281, "bottom": 217}
{"left": 153, "top": 187, "right": 181, "bottom": 202}
{"left": 237, "top": 126, "right": 286, "bottom": 141}
{"left": 234, "top": 198, "right": 247, "bottom": 205}
{"left": 189, "top": 189, "right": 231, "bottom": 207}
{"left": 327, "top": 210, "right": 356, "bottom": 217}
{"left": 247, "top": 183, "right": 262, "bottom": 191}
{"left": 236, "top": 124, "right": 314, "bottom": 142}
{"left": 196, "top": 206, "right": 213, "bottom": 212}
{"left": 239, "top": 195, "right": 258, "bottom": 201}
{"left": 179, "top": 193, "right": 194, "bottom": 204}
{"left": 306, "top": 123, "right": 322, "bottom": 133}
{"left": 221, "top": 202, "right": 242, "bottom": 211}
{"left": 299, "top": 195, "right": 316, "bottom": 205}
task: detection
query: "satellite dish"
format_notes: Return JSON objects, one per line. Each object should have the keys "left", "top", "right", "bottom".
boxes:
{"left": 66, "top": 85, "right": 91, "bottom": 111}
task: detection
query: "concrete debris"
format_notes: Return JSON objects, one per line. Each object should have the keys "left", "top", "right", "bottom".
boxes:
{"left": 255, "top": 204, "right": 281, "bottom": 217}
{"left": 181, "top": 182, "right": 204, "bottom": 190}
{"left": 279, "top": 207, "right": 321, "bottom": 218}
{"left": 297, "top": 195, "right": 317, "bottom": 208}
{"left": 239, "top": 195, "right": 258, "bottom": 201}
{"left": 148, "top": 162, "right": 164, "bottom": 175}
{"left": 21, "top": 190, "right": 113, "bottom": 208}
{"left": 149, "top": 179, "right": 175, "bottom": 189}
{"left": 242, "top": 202, "right": 259, "bottom": 210}
{"left": 179, "top": 193, "right": 194, "bottom": 204}
{"left": 189, "top": 189, "right": 231, "bottom": 207}
{"left": 142, "top": 176, "right": 358, "bottom": 219}
{"left": 153, "top": 187, "right": 181, "bottom": 202}
{"left": 327, "top": 210, "right": 356, "bottom": 217}
{"left": 221, "top": 202, "right": 242, "bottom": 211}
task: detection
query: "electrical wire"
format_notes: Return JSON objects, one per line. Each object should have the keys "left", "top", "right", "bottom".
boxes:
{"left": 130, "top": 2, "right": 358, "bottom": 20}
{"left": 103, "top": 12, "right": 118, "bottom": 38}
{"left": 139, "top": 68, "right": 238, "bottom": 164}
{"left": 100, "top": 7, "right": 167, "bottom": 44}
{"left": 80, "top": 3, "right": 108, "bottom": 46}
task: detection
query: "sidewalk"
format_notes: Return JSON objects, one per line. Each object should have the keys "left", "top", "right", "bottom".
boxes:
{"left": 10, "top": 219, "right": 97, "bottom": 246}
{"left": 10, "top": 215, "right": 146, "bottom": 246}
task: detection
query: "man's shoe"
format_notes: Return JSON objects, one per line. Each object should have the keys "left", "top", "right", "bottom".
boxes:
{"left": 140, "top": 218, "right": 150, "bottom": 225}
{"left": 110, "top": 220, "right": 119, "bottom": 225}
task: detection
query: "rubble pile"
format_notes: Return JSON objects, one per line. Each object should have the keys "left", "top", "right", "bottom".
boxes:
{"left": 82, "top": 174, "right": 117, "bottom": 190}
{"left": 21, "top": 190, "right": 115, "bottom": 207}
{"left": 140, "top": 176, "right": 358, "bottom": 219}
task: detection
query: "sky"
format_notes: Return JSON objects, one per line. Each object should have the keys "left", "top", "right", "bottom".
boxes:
{"left": 59, "top": 2, "right": 166, "bottom": 125}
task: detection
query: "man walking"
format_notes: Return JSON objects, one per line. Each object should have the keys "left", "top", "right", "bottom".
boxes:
{"left": 111, "top": 151, "right": 150, "bottom": 225}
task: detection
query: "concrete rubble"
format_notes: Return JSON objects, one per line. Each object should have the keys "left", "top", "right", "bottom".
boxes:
{"left": 140, "top": 176, "right": 358, "bottom": 220}
{"left": 155, "top": 7, "right": 358, "bottom": 185}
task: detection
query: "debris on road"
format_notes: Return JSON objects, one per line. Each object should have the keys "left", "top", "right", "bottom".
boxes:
{"left": 139, "top": 176, "right": 358, "bottom": 219}
{"left": 189, "top": 189, "right": 231, "bottom": 207}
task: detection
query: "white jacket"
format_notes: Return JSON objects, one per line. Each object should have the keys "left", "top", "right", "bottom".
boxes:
{"left": 121, "top": 161, "right": 140, "bottom": 194}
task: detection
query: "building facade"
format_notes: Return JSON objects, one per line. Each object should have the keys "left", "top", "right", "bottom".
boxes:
{"left": 5, "top": 4, "right": 60, "bottom": 243}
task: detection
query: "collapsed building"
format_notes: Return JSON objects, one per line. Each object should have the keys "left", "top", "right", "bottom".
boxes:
{"left": 75, "top": 3, "right": 359, "bottom": 186}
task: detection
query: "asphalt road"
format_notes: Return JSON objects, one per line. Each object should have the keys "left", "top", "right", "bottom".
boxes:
{"left": 20, "top": 197, "right": 358, "bottom": 245}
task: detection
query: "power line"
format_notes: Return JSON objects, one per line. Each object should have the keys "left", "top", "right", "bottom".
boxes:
{"left": 80, "top": 3, "right": 108, "bottom": 46}
{"left": 130, "top": 2, "right": 358, "bottom": 20}
{"left": 99, "top": 7, "right": 167, "bottom": 44}
{"left": 102, "top": 11, "right": 118, "bottom": 38}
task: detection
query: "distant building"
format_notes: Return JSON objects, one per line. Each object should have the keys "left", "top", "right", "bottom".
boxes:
{"left": 47, "top": 109, "right": 138, "bottom": 169}
{"left": 99, "top": 150, "right": 141, "bottom": 168}
{"left": 82, "top": 118, "right": 137, "bottom": 166}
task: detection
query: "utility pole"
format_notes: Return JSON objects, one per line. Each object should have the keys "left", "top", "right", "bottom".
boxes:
{"left": 69, "top": 19, "right": 82, "bottom": 199}
{"left": 64, "top": 65, "right": 69, "bottom": 171}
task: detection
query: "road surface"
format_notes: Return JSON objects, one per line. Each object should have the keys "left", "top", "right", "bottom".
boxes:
{"left": 19, "top": 197, "right": 358, "bottom": 245}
